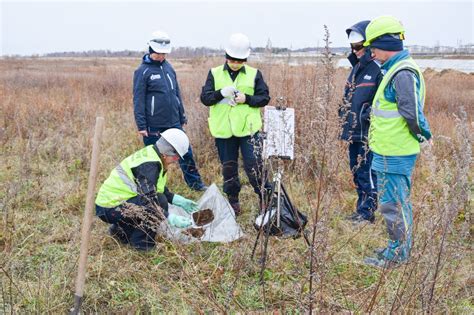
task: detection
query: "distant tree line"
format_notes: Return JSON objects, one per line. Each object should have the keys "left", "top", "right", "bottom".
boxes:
{"left": 40, "top": 46, "right": 347, "bottom": 58}
{"left": 21, "top": 44, "right": 474, "bottom": 58}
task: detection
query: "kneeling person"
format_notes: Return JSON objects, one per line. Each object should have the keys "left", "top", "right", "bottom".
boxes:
{"left": 95, "top": 128, "right": 199, "bottom": 251}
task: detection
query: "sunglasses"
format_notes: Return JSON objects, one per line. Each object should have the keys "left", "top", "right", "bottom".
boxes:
{"left": 351, "top": 42, "right": 365, "bottom": 52}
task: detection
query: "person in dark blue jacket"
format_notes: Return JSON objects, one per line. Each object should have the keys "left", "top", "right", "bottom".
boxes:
{"left": 133, "top": 30, "right": 207, "bottom": 191}
{"left": 339, "top": 21, "right": 382, "bottom": 223}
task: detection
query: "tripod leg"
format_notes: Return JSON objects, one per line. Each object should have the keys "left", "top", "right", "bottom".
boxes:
{"left": 250, "top": 228, "right": 262, "bottom": 261}
{"left": 281, "top": 183, "right": 311, "bottom": 247}
{"left": 303, "top": 229, "right": 311, "bottom": 247}
{"left": 259, "top": 213, "right": 272, "bottom": 284}
{"left": 251, "top": 180, "right": 276, "bottom": 261}
{"left": 276, "top": 171, "right": 282, "bottom": 228}
{"left": 259, "top": 178, "right": 276, "bottom": 282}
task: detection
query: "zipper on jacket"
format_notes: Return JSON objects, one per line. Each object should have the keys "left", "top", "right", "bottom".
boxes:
{"left": 160, "top": 66, "right": 170, "bottom": 91}
{"left": 166, "top": 73, "right": 174, "bottom": 90}
{"left": 161, "top": 65, "right": 173, "bottom": 106}
{"left": 151, "top": 96, "right": 155, "bottom": 116}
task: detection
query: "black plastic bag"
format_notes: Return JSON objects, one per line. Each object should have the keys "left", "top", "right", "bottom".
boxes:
{"left": 254, "top": 186, "right": 307, "bottom": 238}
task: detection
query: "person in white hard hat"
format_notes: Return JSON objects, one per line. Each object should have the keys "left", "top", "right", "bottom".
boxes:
{"left": 339, "top": 20, "right": 382, "bottom": 224}
{"left": 133, "top": 30, "right": 207, "bottom": 192}
{"left": 95, "top": 128, "right": 199, "bottom": 251}
{"left": 200, "top": 33, "right": 271, "bottom": 216}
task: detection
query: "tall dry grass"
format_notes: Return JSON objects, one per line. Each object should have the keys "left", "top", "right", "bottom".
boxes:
{"left": 0, "top": 50, "right": 472, "bottom": 312}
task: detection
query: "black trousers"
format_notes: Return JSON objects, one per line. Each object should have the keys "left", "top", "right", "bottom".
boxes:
{"left": 348, "top": 142, "right": 377, "bottom": 219}
{"left": 96, "top": 194, "right": 168, "bottom": 250}
{"left": 215, "top": 133, "right": 267, "bottom": 203}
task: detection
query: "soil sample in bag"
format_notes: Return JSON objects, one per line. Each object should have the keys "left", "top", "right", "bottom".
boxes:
{"left": 182, "top": 227, "right": 205, "bottom": 239}
{"left": 192, "top": 209, "right": 214, "bottom": 226}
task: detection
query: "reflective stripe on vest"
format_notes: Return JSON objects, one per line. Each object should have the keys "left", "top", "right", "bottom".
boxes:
{"left": 208, "top": 65, "right": 261, "bottom": 138}
{"left": 95, "top": 145, "right": 167, "bottom": 208}
{"left": 115, "top": 164, "right": 138, "bottom": 194}
{"left": 372, "top": 106, "right": 402, "bottom": 118}
{"left": 369, "top": 58, "right": 426, "bottom": 156}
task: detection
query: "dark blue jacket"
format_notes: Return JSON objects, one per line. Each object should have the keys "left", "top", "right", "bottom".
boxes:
{"left": 133, "top": 55, "right": 186, "bottom": 131}
{"left": 340, "top": 50, "right": 382, "bottom": 142}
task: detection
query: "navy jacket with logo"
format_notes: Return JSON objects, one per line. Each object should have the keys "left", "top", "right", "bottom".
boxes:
{"left": 133, "top": 54, "right": 186, "bottom": 131}
{"left": 339, "top": 49, "right": 382, "bottom": 142}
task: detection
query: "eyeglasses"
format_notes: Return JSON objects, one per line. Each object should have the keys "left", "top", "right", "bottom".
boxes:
{"left": 351, "top": 42, "right": 365, "bottom": 52}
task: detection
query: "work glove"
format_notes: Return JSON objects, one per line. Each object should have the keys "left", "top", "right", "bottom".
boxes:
{"left": 167, "top": 213, "right": 192, "bottom": 228}
{"left": 172, "top": 194, "right": 199, "bottom": 214}
{"left": 235, "top": 92, "right": 246, "bottom": 104}
{"left": 220, "top": 86, "right": 237, "bottom": 98}
{"left": 227, "top": 98, "right": 237, "bottom": 107}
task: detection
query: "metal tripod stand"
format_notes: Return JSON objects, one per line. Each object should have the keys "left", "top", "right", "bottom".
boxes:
{"left": 250, "top": 99, "right": 310, "bottom": 283}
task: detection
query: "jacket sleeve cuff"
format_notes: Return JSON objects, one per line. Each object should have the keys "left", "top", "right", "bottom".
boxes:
{"left": 164, "top": 187, "right": 174, "bottom": 204}
{"left": 245, "top": 94, "right": 254, "bottom": 106}
{"left": 214, "top": 90, "right": 224, "bottom": 101}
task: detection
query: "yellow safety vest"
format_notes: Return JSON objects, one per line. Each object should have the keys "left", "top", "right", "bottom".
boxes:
{"left": 208, "top": 64, "right": 262, "bottom": 138}
{"left": 369, "top": 58, "right": 426, "bottom": 156}
{"left": 95, "top": 145, "right": 167, "bottom": 208}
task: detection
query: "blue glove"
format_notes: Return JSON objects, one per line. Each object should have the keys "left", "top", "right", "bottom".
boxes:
{"left": 172, "top": 194, "right": 199, "bottom": 214}
{"left": 167, "top": 213, "right": 192, "bottom": 228}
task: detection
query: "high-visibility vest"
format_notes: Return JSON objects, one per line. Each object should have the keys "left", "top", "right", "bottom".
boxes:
{"left": 95, "top": 145, "right": 167, "bottom": 208}
{"left": 369, "top": 57, "right": 426, "bottom": 156}
{"left": 208, "top": 65, "right": 261, "bottom": 138}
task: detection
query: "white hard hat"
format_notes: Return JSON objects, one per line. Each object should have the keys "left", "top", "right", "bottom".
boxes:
{"left": 160, "top": 128, "right": 189, "bottom": 159}
{"left": 148, "top": 30, "right": 171, "bottom": 54}
{"left": 348, "top": 30, "right": 365, "bottom": 44}
{"left": 225, "top": 33, "right": 251, "bottom": 59}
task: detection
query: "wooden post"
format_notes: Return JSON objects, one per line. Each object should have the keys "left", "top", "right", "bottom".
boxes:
{"left": 70, "top": 117, "right": 104, "bottom": 315}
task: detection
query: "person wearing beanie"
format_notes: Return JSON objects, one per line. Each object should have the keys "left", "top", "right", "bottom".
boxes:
{"left": 362, "top": 16, "right": 433, "bottom": 268}
{"left": 133, "top": 30, "right": 207, "bottom": 192}
{"left": 95, "top": 129, "right": 199, "bottom": 251}
{"left": 339, "top": 20, "right": 382, "bottom": 224}
{"left": 200, "top": 33, "right": 271, "bottom": 216}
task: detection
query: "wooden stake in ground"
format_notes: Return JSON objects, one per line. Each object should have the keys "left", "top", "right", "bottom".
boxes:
{"left": 70, "top": 117, "right": 104, "bottom": 315}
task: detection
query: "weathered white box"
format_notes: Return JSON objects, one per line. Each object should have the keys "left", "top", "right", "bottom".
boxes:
{"left": 263, "top": 106, "right": 295, "bottom": 160}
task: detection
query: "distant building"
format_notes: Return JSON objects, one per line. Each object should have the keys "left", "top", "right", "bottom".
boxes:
{"left": 407, "top": 44, "right": 474, "bottom": 55}
{"left": 458, "top": 44, "right": 474, "bottom": 54}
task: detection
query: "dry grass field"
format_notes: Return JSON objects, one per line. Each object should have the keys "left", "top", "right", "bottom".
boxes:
{"left": 0, "top": 53, "right": 472, "bottom": 312}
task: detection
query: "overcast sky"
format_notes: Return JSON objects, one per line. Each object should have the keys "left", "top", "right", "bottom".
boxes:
{"left": 1, "top": 0, "right": 473, "bottom": 56}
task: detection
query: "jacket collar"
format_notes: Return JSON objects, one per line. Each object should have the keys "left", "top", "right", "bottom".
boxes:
{"left": 347, "top": 49, "right": 374, "bottom": 68}
{"left": 143, "top": 54, "right": 166, "bottom": 66}
{"left": 224, "top": 63, "right": 246, "bottom": 74}
{"left": 153, "top": 145, "right": 168, "bottom": 173}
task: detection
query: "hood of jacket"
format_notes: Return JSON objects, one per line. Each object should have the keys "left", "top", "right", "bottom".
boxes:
{"left": 345, "top": 20, "right": 370, "bottom": 39}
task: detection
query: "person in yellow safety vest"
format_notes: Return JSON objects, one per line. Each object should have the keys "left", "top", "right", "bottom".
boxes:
{"left": 200, "top": 33, "right": 271, "bottom": 216}
{"left": 362, "top": 16, "right": 433, "bottom": 268}
{"left": 95, "top": 128, "right": 199, "bottom": 251}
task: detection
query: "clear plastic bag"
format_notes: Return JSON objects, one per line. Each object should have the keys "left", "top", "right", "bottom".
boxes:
{"left": 158, "top": 184, "right": 244, "bottom": 243}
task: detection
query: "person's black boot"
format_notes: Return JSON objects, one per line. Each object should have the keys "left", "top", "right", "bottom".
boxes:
{"left": 192, "top": 184, "right": 208, "bottom": 192}
{"left": 228, "top": 195, "right": 241, "bottom": 216}
{"left": 109, "top": 224, "right": 129, "bottom": 244}
{"left": 345, "top": 212, "right": 375, "bottom": 224}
